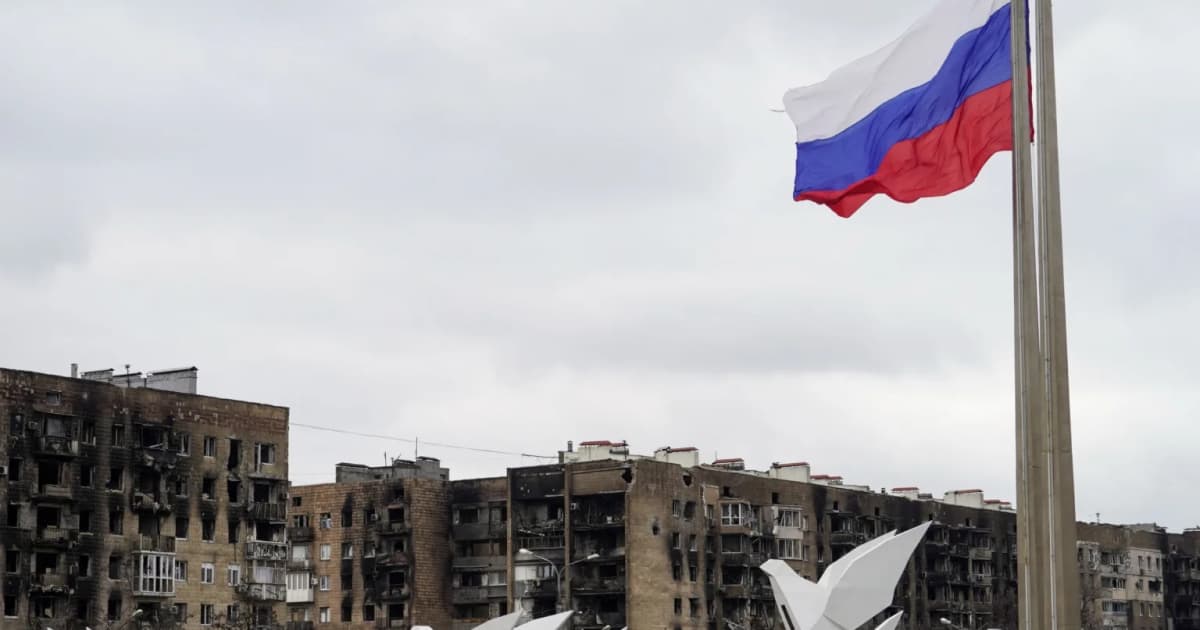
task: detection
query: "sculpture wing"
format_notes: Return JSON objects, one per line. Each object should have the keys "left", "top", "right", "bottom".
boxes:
{"left": 473, "top": 611, "right": 523, "bottom": 630}
{"left": 823, "top": 522, "right": 931, "bottom": 630}
{"left": 517, "top": 611, "right": 575, "bottom": 630}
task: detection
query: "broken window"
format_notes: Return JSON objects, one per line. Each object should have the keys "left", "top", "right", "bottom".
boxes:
{"left": 5, "top": 552, "right": 18, "bottom": 573}
{"left": 342, "top": 543, "right": 353, "bottom": 559}
{"left": 176, "top": 516, "right": 189, "bottom": 539}
{"left": 139, "top": 426, "right": 166, "bottom": 449}
{"left": 458, "top": 508, "right": 479, "bottom": 524}
{"left": 683, "top": 501, "right": 696, "bottom": 519}
{"left": 388, "top": 571, "right": 406, "bottom": 587}
{"left": 109, "top": 510, "right": 124, "bottom": 535}
{"left": 107, "top": 467, "right": 124, "bottom": 491}
{"left": 228, "top": 520, "right": 240, "bottom": 544}
{"left": 112, "top": 424, "right": 125, "bottom": 447}
{"left": 341, "top": 509, "right": 352, "bottom": 528}
{"left": 79, "top": 510, "right": 93, "bottom": 533}
{"left": 388, "top": 507, "right": 404, "bottom": 523}
{"left": 37, "top": 460, "right": 62, "bottom": 487}
{"left": 138, "top": 513, "right": 160, "bottom": 537}
{"left": 109, "top": 554, "right": 122, "bottom": 579}
{"left": 363, "top": 605, "right": 375, "bottom": 621}
{"left": 81, "top": 421, "right": 96, "bottom": 445}
{"left": 201, "top": 477, "right": 215, "bottom": 498}
{"left": 174, "top": 475, "right": 188, "bottom": 496}
{"left": 228, "top": 439, "right": 241, "bottom": 469}
{"left": 36, "top": 506, "right": 61, "bottom": 533}
{"left": 177, "top": 433, "right": 190, "bottom": 455}
{"left": 80, "top": 464, "right": 94, "bottom": 487}
{"left": 227, "top": 479, "right": 241, "bottom": 503}
{"left": 202, "top": 518, "right": 215, "bottom": 542}
{"left": 78, "top": 554, "right": 91, "bottom": 576}
{"left": 672, "top": 500, "right": 682, "bottom": 517}
{"left": 202, "top": 436, "right": 216, "bottom": 458}
{"left": 253, "top": 483, "right": 271, "bottom": 504}
{"left": 293, "top": 514, "right": 310, "bottom": 528}
{"left": 255, "top": 443, "right": 276, "bottom": 466}
{"left": 6, "top": 458, "right": 19, "bottom": 482}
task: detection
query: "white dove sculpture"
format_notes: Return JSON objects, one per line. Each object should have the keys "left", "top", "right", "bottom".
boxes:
{"left": 759, "top": 521, "right": 932, "bottom": 630}
{"left": 471, "top": 611, "right": 522, "bottom": 630}
{"left": 516, "top": 610, "right": 574, "bottom": 629}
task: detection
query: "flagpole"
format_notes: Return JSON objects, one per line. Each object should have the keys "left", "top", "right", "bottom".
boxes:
{"left": 1033, "top": 0, "right": 1082, "bottom": 626}
{"left": 1009, "top": 0, "right": 1050, "bottom": 628}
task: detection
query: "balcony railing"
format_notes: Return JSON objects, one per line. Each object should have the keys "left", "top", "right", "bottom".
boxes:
{"left": 245, "top": 540, "right": 288, "bottom": 561}
{"left": 247, "top": 565, "right": 287, "bottom": 586}
{"left": 451, "top": 585, "right": 508, "bottom": 604}
{"left": 452, "top": 554, "right": 505, "bottom": 570}
{"left": 970, "top": 547, "right": 993, "bottom": 560}
{"left": 35, "top": 527, "right": 75, "bottom": 545}
{"left": 286, "top": 586, "right": 314, "bottom": 604}
{"left": 288, "top": 526, "right": 314, "bottom": 541}
{"left": 34, "top": 485, "right": 74, "bottom": 501}
{"left": 571, "top": 577, "right": 626, "bottom": 594}
{"left": 376, "top": 551, "right": 411, "bottom": 567}
{"left": 248, "top": 502, "right": 287, "bottom": 522}
{"left": 452, "top": 521, "right": 506, "bottom": 540}
{"left": 379, "top": 584, "right": 411, "bottom": 600}
{"left": 30, "top": 573, "right": 68, "bottom": 592}
{"left": 132, "top": 492, "right": 172, "bottom": 513}
{"left": 381, "top": 520, "right": 410, "bottom": 535}
{"left": 134, "top": 534, "right": 177, "bottom": 553}
{"left": 236, "top": 582, "right": 286, "bottom": 601}
{"left": 37, "top": 436, "right": 79, "bottom": 457}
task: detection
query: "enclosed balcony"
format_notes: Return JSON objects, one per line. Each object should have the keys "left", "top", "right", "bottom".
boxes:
{"left": 246, "top": 540, "right": 288, "bottom": 561}
{"left": 132, "top": 551, "right": 176, "bottom": 597}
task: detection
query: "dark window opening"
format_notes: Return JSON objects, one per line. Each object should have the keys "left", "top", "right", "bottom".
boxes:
{"left": 175, "top": 516, "right": 189, "bottom": 539}
{"left": 5, "top": 552, "right": 19, "bottom": 573}
{"left": 109, "top": 511, "right": 123, "bottom": 535}
{"left": 3, "top": 595, "right": 14, "bottom": 618}
{"left": 107, "top": 467, "right": 123, "bottom": 491}
{"left": 341, "top": 605, "right": 352, "bottom": 623}
{"left": 111, "top": 425, "right": 125, "bottom": 447}
{"left": 79, "top": 510, "right": 93, "bottom": 533}
{"left": 108, "top": 597, "right": 121, "bottom": 621}
{"left": 292, "top": 496, "right": 302, "bottom": 507}
{"left": 137, "top": 513, "right": 159, "bottom": 537}
{"left": 253, "top": 483, "right": 271, "bottom": 503}
{"left": 78, "top": 555, "right": 90, "bottom": 576}
{"left": 81, "top": 421, "right": 96, "bottom": 445}
{"left": 341, "top": 509, "right": 352, "bottom": 528}
{"left": 36, "top": 506, "right": 61, "bottom": 532}
{"left": 201, "top": 477, "right": 215, "bottom": 498}
{"left": 7, "top": 458, "right": 21, "bottom": 482}
{"left": 37, "top": 460, "right": 62, "bottom": 487}
{"left": 684, "top": 502, "right": 696, "bottom": 519}
{"left": 458, "top": 508, "right": 479, "bottom": 524}
{"left": 228, "top": 520, "right": 240, "bottom": 544}
{"left": 362, "top": 606, "right": 375, "bottom": 621}
{"left": 772, "top": 492, "right": 780, "bottom": 505}
{"left": 388, "top": 507, "right": 405, "bottom": 523}
{"left": 139, "top": 426, "right": 166, "bottom": 449}
{"left": 227, "top": 479, "right": 241, "bottom": 504}
{"left": 227, "top": 439, "right": 242, "bottom": 469}
{"left": 108, "top": 555, "right": 122, "bottom": 579}
{"left": 34, "top": 552, "right": 57, "bottom": 574}
{"left": 388, "top": 571, "right": 406, "bottom": 587}
{"left": 202, "top": 518, "right": 215, "bottom": 542}
{"left": 81, "top": 464, "right": 94, "bottom": 487}
{"left": 174, "top": 475, "right": 188, "bottom": 496}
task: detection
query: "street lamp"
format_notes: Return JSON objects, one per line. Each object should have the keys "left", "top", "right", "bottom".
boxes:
{"left": 938, "top": 618, "right": 960, "bottom": 630}
{"left": 517, "top": 548, "right": 600, "bottom": 612}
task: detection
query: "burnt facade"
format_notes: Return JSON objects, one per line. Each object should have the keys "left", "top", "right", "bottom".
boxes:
{"left": 0, "top": 367, "right": 289, "bottom": 630}
{"left": 285, "top": 458, "right": 451, "bottom": 630}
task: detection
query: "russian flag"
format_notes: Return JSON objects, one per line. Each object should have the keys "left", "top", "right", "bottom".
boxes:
{"left": 784, "top": 0, "right": 1020, "bottom": 218}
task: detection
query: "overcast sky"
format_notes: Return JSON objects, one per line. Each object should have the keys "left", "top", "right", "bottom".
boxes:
{"left": 3, "top": 1, "right": 1196, "bottom": 531}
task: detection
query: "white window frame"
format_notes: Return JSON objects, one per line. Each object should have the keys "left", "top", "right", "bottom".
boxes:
{"left": 320, "top": 544, "right": 331, "bottom": 560}
{"left": 200, "top": 562, "right": 214, "bottom": 584}
{"left": 319, "top": 607, "right": 330, "bottom": 623}
{"left": 227, "top": 564, "right": 241, "bottom": 586}
{"left": 319, "top": 575, "right": 331, "bottom": 591}
{"left": 200, "top": 604, "right": 214, "bottom": 626}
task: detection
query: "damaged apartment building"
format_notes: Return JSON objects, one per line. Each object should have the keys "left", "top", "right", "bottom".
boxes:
{"left": 284, "top": 457, "right": 453, "bottom": 630}
{"left": 288, "top": 439, "right": 1200, "bottom": 630}
{"left": 0, "top": 366, "right": 290, "bottom": 629}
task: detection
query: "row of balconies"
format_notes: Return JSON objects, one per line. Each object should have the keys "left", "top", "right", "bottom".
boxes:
{"left": 450, "top": 585, "right": 508, "bottom": 604}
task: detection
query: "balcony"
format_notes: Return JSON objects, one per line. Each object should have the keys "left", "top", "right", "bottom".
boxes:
{"left": 970, "top": 574, "right": 992, "bottom": 585}
{"left": 452, "top": 554, "right": 505, "bottom": 570}
{"left": 572, "top": 514, "right": 626, "bottom": 530}
{"left": 35, "top": 526, "right": 76, "bottom": 546}
{"left": 288, "top": 526, "right": 314, "bottom": 542}
{"left": 451, "top": 585, "right": 508, "bottom": 604}
{"left": 288, "top": 558, "right": 314, "bottom": 571}
{"left": 571, "top": 611, "right": 625, "bottom": 630}
{"left": 970, "top": 547, "right": 993, "bottom": 560}
{"left": 245, "top": 540, "right": 288, "bottom": 561}
{"left": 134, "top": 535, "right": 177, "bottom": 553}
{"left": 33, "top": 485, "right": 74, "bottom": 502}
{"left": 380, "top": 520, "right": 410, "bottom": 535}
{"left": 376, "top": 551, "right": 411, "bottom": 567}
{"left": 237, "top": 582, "right": 286, "bottom": 601}
{"left": 571, "top": 577, "right": 625, "bottom": 594}
{"left": 517, "top": 579, "right": 556, "bottom": 599}
{"left": 286, "top": 586, "right": 314, "bottom": 604}
{"left": 452, "top": 521, "right": 505, "bottom": 541}
{"left": 950, "top": 544, "right": 970, "bottom": 557}
{"left": 830, "top": 531, "right": 867, "bottom": 546}
{"left": 133, "top": 445, "right": 178, "bottom": 468}
{"left": 132, "top": 492, "right": 172, "bottom": 514}
{"left": 379, "top": 584, "right": 411, "bottom": 600}
{"left": 721, "top": 551, "right": 767, "bottom": 567}
{"left": 132, "top": 550, "right": 176, "bottom": 597}
{"left": 248, "top": 502, "right": 287, "bottom": 522}
{"left": 30, "top": 573, "right": 68, "bottom": 594}
{"left": 36, "top": 436, "right": 79, "bottom": 457}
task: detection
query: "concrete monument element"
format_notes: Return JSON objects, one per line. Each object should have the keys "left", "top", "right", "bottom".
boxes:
{"left": 759, "top": 521, "right": 932, "bottom": 630}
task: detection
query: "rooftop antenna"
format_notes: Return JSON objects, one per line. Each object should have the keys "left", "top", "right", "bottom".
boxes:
{"left": 124, "top": 364, "right": 132, "bottom": 387}
{"left": 415, "top": 436, "right": 419, "bottom": 459}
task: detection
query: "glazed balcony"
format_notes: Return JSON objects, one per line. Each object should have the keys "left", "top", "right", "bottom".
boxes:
{"left": 35, "top": 436, "right": 79, "bottom": 458}
{"left": 245, "top": 540, "right": 288, "bottom": 561}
